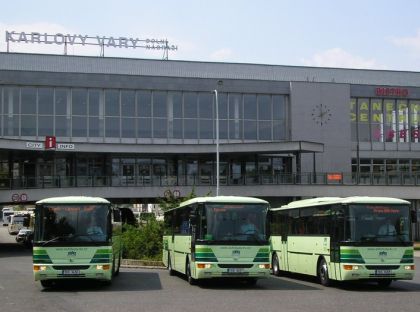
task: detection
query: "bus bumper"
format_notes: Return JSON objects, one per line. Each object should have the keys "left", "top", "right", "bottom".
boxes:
{"left": 33, "top": 264, "right": 113, "bottom": 281}
{"left": 339, "top": 263, "right": 415, "bottom": 281}
{"left": 194, "top": 263, "right": 271, "bottom": 279}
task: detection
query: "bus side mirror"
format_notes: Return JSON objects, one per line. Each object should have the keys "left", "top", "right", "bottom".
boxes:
{"left": 411, "top": 210, "right": 417, "bottom": 223}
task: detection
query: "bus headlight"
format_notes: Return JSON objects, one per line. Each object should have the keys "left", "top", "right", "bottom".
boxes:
{"left": 34, "top": 265, "right": 47, "bottom": 271}
{"left": 343, "top": 265, "right": 360, "bottom": 270}
{"left": 197, "top": 263, "right": 212, "bottom": 269}
{"left": 259, "top": 264, "right": 271, "bottom": 269}
{"left": 96, "top": 265, "right": 111, "bottom": 270}
{"left": 404, "top": 265, "right": 415, "bottom": 270}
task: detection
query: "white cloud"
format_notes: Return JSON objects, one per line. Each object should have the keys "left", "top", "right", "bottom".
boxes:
{"left": 391, "top": 29, "right": 420, "bottom": 54}
{"left": 301, "top": 48, "right": 386, "bottom": 69}
{"left": 210, "top": 48, "right": 233, "bottom": 61}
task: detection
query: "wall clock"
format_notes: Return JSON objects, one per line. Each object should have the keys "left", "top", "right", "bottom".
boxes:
{"left": 311, "top": 104, "right": 331, "bottom": 126}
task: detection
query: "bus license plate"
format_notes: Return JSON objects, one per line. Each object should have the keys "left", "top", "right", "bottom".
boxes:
{"left": 375, "top": 270, "right": 392, "bottom": 275}
{"left": 62, "top": 270, "right": 81, "bottom": 275}
{"left": 227, "top": 268, "right": 244, "bottom": 273}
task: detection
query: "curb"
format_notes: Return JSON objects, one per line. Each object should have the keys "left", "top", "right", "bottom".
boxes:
{"left": 121, "top": 259, "right": 165, "bottom": 269}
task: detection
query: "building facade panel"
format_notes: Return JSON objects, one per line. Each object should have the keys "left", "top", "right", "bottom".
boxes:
{"left": 290, "top": 82, "right": 351, "bottom": 173}
{"left": 1, "top": 50, "right": 420, "bottom": 240}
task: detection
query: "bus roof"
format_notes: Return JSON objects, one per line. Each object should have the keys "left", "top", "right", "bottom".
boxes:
{"left": 271, "top": 196, "right": 410, "bottom": 211}
{"left": 36, "top": 196, "right": 110, "bottom": 205}
{"left": 176, "top": 196, "right": 269, "bottom": 209}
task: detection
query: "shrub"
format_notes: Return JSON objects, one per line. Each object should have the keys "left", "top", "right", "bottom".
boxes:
{"left": 121, "top": 219, "right": 163, "bottom": 260}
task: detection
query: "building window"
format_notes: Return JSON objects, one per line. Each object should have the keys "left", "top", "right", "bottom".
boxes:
{"left": 21, "top": 115, "right": 36, "bottom": 136}
{"left": 105, "top": 90, "right": 120, "bottom": 117}
{"left": 105, "top": 116, "right": 120, "bottom": 138}
{"left": 121, "top": 90, "right": 135, "bottom": 117}
{"left": 72, "top": 116, "right": 87, "bottom": 137}
{"left": 153, "top": 91, "right": 167, "bottom": 118}
{"left": 21, "top": 87, "right": 37, "bottom": 115}
{"left": 72, "top": 89, "right": 87, "bottom": 116}
{"left": 137, "top": 90, "right": 152, "bottom": 117}
{"left": 122, "top": 117, "right": 136, "bottom": 138}
{"left": 38, "top": 88, "right": 54, "bottom": 115}
{"left": 0, "top": 84, "right": 289, "bottom": 142}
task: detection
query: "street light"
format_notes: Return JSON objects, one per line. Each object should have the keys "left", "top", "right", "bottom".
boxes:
{"left": 213, "top": 89, "right": 220, "bottom": 196}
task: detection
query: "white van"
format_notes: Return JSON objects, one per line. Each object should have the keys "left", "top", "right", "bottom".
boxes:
{"left": 2, "top": 209, "right": 14, "bottom": 226}
{"left": 8, "top": 214, "right": 27, "bottom": 234}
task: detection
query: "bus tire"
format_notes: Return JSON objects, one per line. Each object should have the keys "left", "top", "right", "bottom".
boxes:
{"left": 317, "top": 258, "right": 330, "bottom": 287}
{"left": 112, "top": 257, "right": 116, "bottom": 277}
{"left": 115, "top": 253, "right": 121, "bottom": 276}
{"left": 168, "top": 255, "right": 175, "bottom": 276}
{"left": 186, "top": 260, "right": 196, "bottom": 285}
{"left": 272, "top": 253, "right": 281, "bottom": 276}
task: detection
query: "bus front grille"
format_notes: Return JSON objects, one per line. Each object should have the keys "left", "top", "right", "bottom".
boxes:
{"left": 53, "top": 265, "right": 91, "bottom": 270}
{"left": 218, "top": 264, "right": 254, "bottom": 269}
{"left": 221, "top": 272, "right": 250, "bottom": 276}
{"left": 57, "top": 274, "right": 86, "bottom": 278}
{"left": 369, "top": 274, "right": 395, "bottom": 278}
{"left": 365, "top": 265, "right": 400, "bottom": 270}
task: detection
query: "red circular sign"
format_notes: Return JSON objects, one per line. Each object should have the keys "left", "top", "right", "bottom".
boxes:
{"left": 20, "top": 193, "right": 28, "bottom": 202}
{"left": 12, "top": 193, "right": 20, "bottom": 202}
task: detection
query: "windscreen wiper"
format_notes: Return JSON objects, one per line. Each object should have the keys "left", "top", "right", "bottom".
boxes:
{"left": 42, "top": 234, "right": 72, "bottom": 246}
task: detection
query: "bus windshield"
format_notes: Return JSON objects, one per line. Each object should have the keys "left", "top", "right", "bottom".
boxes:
{"left": 346, "top": 204, "right": 411, "bottom": 243}
{"left": 35, "top": 204, "right": 109, "bottom": 244}
{"left": 201, "top": 203, "right": 268, "bottom": 243}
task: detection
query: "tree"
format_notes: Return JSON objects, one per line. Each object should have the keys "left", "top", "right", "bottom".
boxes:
{"left": 157, "top": 187, "right": 199, "bottom": 212}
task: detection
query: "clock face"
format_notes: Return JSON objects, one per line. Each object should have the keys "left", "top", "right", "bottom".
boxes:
{"left": 311, "top": 104, "right": 331, "bottom": 126}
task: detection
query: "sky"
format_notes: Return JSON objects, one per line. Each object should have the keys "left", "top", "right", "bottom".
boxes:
{"left": 1, "top": 0, "right": 420, "bottom": 71}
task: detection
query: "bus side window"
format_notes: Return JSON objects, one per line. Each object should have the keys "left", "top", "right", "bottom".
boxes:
{"left": 164, "top": 211, "right": 173, "bottom": 236}
{"left": 174, "top": 207, "right": 192, "bottom": 235}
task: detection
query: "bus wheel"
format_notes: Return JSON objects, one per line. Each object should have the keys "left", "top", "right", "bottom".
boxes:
{"left": 168, "top": 255, "right": 175, "bottom": 276}
{"left": 272, "top": 253, "right": 281, "bottom": 276}
{"left": 317, "top": 258, "right": 330, "bottom": 287}
{"left": 40, "top": 280, "right": 53, "bottom": 288}
{"left": 115, "top": 253, "right": 121, "bottom": 276}
{"left": 186, "top": 260, "right": 196, "bottom": 285}
{"left": 377, "top": 279, "right": 392, "bottom": 288}
{"left": 111, "top": 257, "right": 116, "bottom": 277}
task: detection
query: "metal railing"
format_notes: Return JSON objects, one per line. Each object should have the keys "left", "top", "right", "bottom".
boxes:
{"left": 1, "top": 172, "right": 420, "bottom": 190}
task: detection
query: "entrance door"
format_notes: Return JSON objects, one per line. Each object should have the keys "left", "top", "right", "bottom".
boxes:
{"left": 231, "top": 162, "right": 242, "bottom": 184}
{"left": 122, "top": 159, "right": 135, "bottom": 186}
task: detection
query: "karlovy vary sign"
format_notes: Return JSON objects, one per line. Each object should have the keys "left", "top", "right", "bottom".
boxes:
{"left": 5, "top": 30, "right": 178, "bottom": 51}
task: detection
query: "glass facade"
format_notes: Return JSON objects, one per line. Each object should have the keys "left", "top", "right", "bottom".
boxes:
{"left": 351, "top": 97, "right": 420, "bottom": 144}
{"left": 0, "top": 86, "right": 288, "bottom": 142}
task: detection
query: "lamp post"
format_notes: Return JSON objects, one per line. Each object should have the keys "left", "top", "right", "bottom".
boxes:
{"left": 213, "top": 89, "right": 220, "bottom": 196}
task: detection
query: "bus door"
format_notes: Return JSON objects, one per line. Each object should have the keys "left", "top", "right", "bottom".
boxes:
{"left": 331, "top": 205, "right": 345, "bottom": 280}
{"left": 281, "top": 233, "right": 289, "bottom": 272}
{"left": 189, "top": 204, "right": 201, "bottom": 263}
{"left": 190, "top": 209, "right": 196, "bottom": 262}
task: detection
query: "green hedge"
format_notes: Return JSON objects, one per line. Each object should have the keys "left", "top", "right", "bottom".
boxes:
{"left": 121, "top": 220, "right": 163, "bottom": 261}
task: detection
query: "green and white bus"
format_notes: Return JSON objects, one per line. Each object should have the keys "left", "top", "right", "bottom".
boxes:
{"left": 163, "top": 196, "right": 271, "bottom": 285}
{"left": 269, "top": 196, "right": 416, "bottom": 287}
{"left": 33, "top": 196, "right": 123, "bottom": 288}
